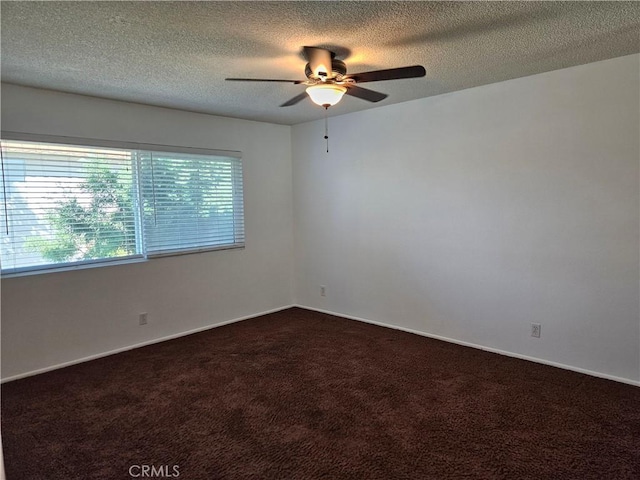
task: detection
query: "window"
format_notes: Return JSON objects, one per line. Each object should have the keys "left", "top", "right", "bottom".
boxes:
{"left": 0, "top": 136, "right": 244, "bottom": 274}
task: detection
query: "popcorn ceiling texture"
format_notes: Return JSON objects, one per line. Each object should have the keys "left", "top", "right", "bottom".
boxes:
{"left": 1, "top": 1, "right": 639, "bottom": 125}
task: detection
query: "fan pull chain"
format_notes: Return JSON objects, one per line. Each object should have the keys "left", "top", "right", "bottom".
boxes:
{"left": 324, "top": 106, "right": 329, "bottom": 153}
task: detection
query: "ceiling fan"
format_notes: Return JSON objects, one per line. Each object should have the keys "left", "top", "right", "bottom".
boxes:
{"left": 226, "top": 46, "right": 426, "bottom": 109}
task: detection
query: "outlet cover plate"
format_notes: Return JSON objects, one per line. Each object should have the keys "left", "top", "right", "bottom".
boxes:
{"left": 531, "top": 323, "right": 541, "bottom": 338}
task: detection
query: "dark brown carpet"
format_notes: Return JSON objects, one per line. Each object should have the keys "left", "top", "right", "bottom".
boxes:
{"left": 2, "top": 307, "right": 640, "bottom": 479}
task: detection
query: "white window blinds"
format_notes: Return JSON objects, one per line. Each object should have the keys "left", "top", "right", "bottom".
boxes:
{"left": 138, "top": 151, "right": 244, "bottom": 257}
{"left": 0, "top": 137, "right": 244, "bottom": 274}
{"left": 0, "top": 140, "right": 141, "bottom": 273}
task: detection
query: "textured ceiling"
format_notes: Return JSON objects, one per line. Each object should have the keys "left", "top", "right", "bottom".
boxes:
{"left": 2, "top": 1, "right": 639, "bottom": 125}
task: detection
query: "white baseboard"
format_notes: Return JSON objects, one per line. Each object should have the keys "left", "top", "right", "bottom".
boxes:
{"left": 296, "top": 304, "right": 640, "bottom": 387}
{"left": 4, "top": 303, "right": 638, "bottom": 387}
{"left": 1, "top": 305, "right": 295, "bottom": 383}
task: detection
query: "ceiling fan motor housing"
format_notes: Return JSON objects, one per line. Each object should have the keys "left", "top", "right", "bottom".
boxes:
{"left": 305, "top": 59, "right": 347, "bottom": 80}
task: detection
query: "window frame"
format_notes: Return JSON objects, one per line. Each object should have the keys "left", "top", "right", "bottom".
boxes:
{"left": 0, "top": 131, "right": 244, "bottom": 277}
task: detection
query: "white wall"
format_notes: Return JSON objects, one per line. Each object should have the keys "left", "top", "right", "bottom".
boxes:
{"left": 1, "top": 84, "right": 294, "bottom": 380}
{"left": 293, "top": 54, "right": 640, "bottom": 383}
{"left": 3, "top": 54, "right": 639, "bottom": 384}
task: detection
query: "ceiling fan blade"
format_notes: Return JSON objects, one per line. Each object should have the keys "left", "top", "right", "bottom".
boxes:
{"left": 303, "top": 46, "right": 333, "bottom": 79}
{"left": 345, "top": 85, "right": 388, "bottom": 103}
{"left": 280, "top": 92, "right": 308, "bottom": 107}
{"left": 349, "top": 65, "right": 426, "bottom": 83}
{"left": 226, "top": 78, "right": 305, "bottom": 84}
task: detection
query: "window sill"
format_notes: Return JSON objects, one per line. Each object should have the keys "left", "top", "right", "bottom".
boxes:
{"left": 1, "top": 257, "right": 149, "bottom": 279}
{"left": 1, "top": 244, "right": 245, "bottom": 279}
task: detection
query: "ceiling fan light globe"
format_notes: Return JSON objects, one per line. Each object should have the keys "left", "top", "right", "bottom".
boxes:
{"left": 306, "top": 84, "right": 347, "bottom": 107}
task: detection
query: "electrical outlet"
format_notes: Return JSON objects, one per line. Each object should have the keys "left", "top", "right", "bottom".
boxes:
{"left": 139, "top": 313, "right": 148, "bottom": 326}
{"left": 531, "top": 323, "right": 541, "bottom": 338}
{"left": 320, "top": 285, "right": 326, "bottom": 297}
